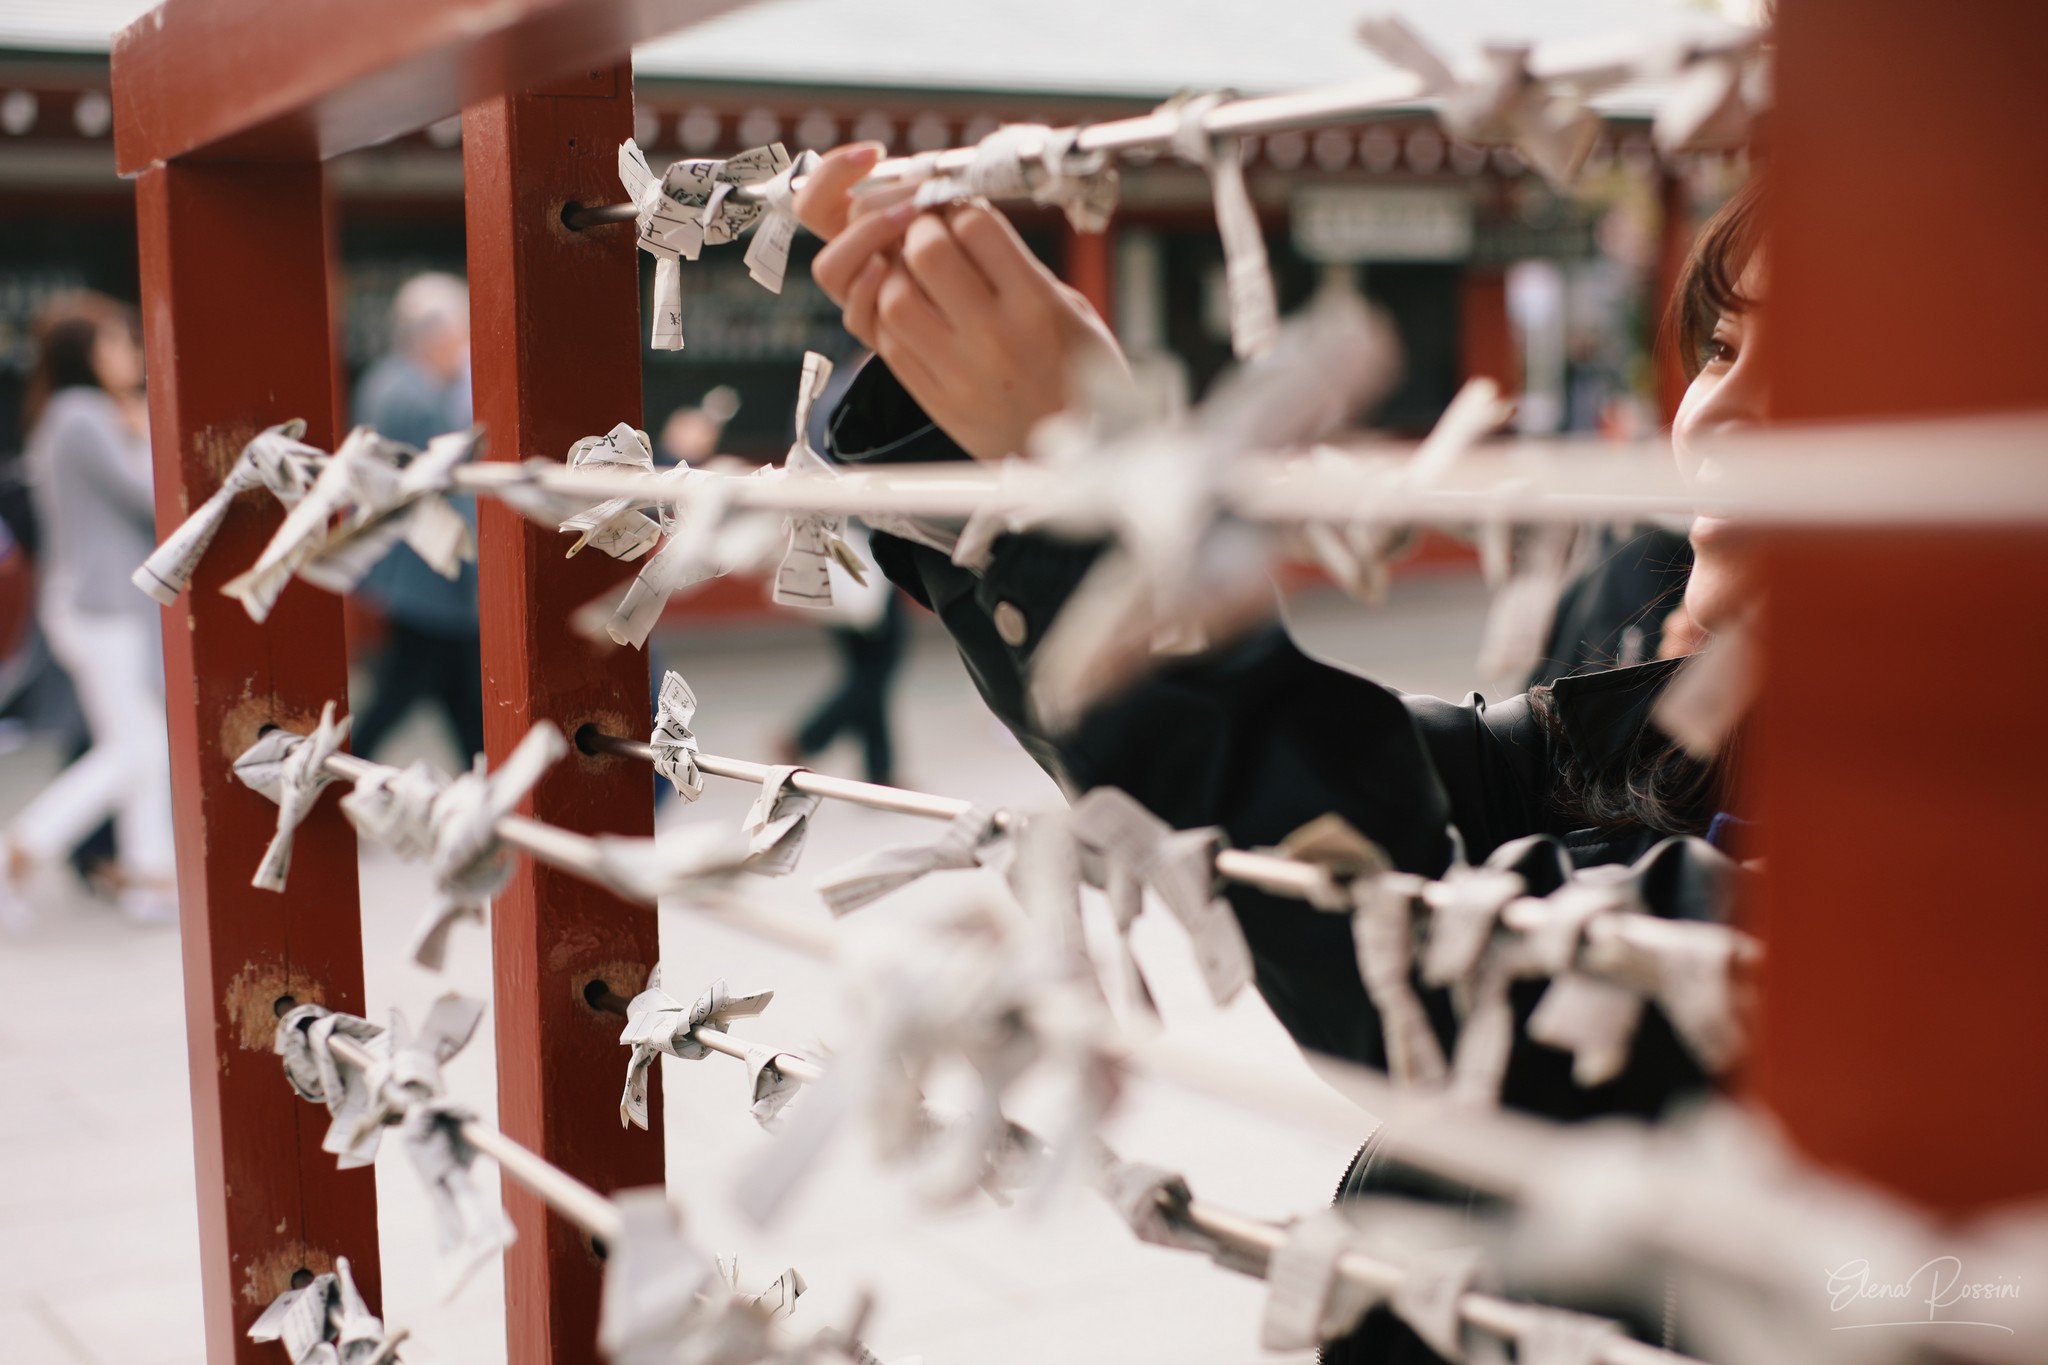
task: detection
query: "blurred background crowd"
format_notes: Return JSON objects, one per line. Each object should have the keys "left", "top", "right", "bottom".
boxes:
{"left": 0, "top": 0, "right": 1743, "bottom": 928}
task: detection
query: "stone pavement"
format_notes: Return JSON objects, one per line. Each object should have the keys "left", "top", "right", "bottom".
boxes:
{"left": 0, "top": 575, "right": 1493, "bottom": 1365}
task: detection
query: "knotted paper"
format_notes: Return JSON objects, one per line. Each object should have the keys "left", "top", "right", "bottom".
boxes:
{"left": 232, "top": 702, "right": 351, "bottom": 892}
{"left": 339, "top": 760, "right": 448, "bottom": 862}
{"left": 1353, "top": 873, "right": 1450, "bottom": 1087}
{"left": 743, "top": 149, "right": 821, "bottom": 295}
{"left": 559, "top": 423, "right": 669, "bottom": 561}
{"left": 742, "top": 766, "right": 823, "bottom": 877}
{"left": 399, "top": 1098, "right": 517, "bottom": 1296}
{"left": 650, "top": 670, "right": 704, "bottom": 800}
{"left": 1389, "top": 1243, "right": 1483, "bottom": 1361}
{"left": 409, "top": 724, "right": 568, "bottom": 970}
{"left": 1260, "top": 1208, "right": 1382, "bottom": 1349}
{"left": 619, "top": 970, "right": 777, "bottom": 1129}
{"left": 135, "top": 419, "right": 326, "bottom": 605}
{"left": 247, "top": 1254, "right": 405, "bottom": 1365}
{"left": 912, "top": 123, "right": 1120, "bottom": 232}
{"left": 598, "top": 1188, "right": 718, "bottom": 1365}
{"left": 1163, "top": 91, "right": 1276, "bottom": 361}
{"left": 770, "top": 351, "right": 868, "bottom": 609}
{"left": 1069, "top": 786, "right": 1252, "bottom": 1005}
{"left": 814, "top": 806, "right": 999, "bottom": 916}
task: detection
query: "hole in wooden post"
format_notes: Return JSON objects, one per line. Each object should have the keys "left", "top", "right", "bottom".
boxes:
{"left": 273, "top": 995, "right": 297, "bottom": 1017}
{"left": 584, "top": 979, "right": 630, "bottom": 1016}
{"left": 573, "top": 722, "right": 602, "bottom": 756}
{"left": 561, "top": 201, "right": 584, "bottom": 229}
{"left": 290, "top": 1268, "right": 314, "bottom": 1290}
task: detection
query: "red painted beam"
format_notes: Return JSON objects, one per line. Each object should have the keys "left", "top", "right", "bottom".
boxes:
{"left": 1749, "top": 0, "right": 2048, "bottom": 1214}
{"left": 110, "top": 0, "right": 754, "bottom": 170}
{"left": 1061, "top": 223, "right": 1116, "bottom": 333}
{"left": 135, "top": 158, "right": 379, "bottom": 1364}
{"left": 463, "top": 65, "right": 666, "bottom": 1363}
{"left": 1458, "top": 266, "right": 1514, "bottom": 393}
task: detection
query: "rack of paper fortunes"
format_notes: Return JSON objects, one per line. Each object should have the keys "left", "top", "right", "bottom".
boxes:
{"left": 109, "top": 0, "right": 2048, "bottom": 1362}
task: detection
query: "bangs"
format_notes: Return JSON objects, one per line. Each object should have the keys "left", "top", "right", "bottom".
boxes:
{"left": 1665, "top": 176, "right": 1765, "bottom": 380}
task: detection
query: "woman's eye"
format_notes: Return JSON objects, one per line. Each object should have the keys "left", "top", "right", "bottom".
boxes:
{"left": 1703, "top": 337, "right": 1737, "bottom": 367}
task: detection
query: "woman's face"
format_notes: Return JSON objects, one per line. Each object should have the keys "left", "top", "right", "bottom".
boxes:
{"left": 1671, "top": 258, "right": 1767, "bottom": 636}
{"left": 93, "top": 325, "right": 145, "bottom": 396}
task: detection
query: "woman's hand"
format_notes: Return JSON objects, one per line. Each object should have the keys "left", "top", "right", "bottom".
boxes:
{"left": 796, "top": 147, "right": 1126, "bottom": 462}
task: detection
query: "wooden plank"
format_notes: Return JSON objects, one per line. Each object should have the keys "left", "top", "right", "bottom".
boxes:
{"left": 461, "top": 65, "right": 666, "bottom": 1363}
{"left": 134, "top": 158, "right": 378, "bottom": 1364}
{"left": 110, "top": 0, "right": 754, "bottom": 170}
{"left": 1749, "top": 0, "right": 2048, "bottom": 1214}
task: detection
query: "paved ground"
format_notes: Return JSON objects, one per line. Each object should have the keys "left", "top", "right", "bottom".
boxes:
{"left": 0, "top": 573, "right": 1495, "bottom": 1365}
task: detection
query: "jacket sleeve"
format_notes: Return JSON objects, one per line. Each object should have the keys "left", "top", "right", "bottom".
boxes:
{"left": 53, "top": 398, "right": 155, "bottom": 533}
{"left": 824, "top": 356, "right": 1572, "bottom": 1064}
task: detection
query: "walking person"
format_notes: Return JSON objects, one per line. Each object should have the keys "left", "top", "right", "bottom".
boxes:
{"left": 0, "top": 293, "right": 175, "bottom": 928}
{"left": 347, "top": 273, "right": 485, "bottom": 765}
{"left": 776, "top": 523, "right": 907, "bottom": 786}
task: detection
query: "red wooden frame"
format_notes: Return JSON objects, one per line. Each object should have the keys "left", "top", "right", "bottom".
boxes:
{"left": 112, "top": 4, "right": 736, "bottom": 1361}
{"left": 1752, "top": 0, "right": 2048, "bottom": 1214}
{"left": 464, "top": 64, "right": 667, "bottom": 1362}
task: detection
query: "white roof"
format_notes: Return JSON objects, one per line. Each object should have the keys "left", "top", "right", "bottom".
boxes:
{"left": 0, "top": 0, "right": 1741, "bottom": 106}
{"left": 634, "top": 0, "right": 1740, "bottom": 101}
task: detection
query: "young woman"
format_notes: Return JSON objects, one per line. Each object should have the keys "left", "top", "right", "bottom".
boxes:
{"left": 792, "top": 148, "right": 1763, "bottom": 1062}
{"left": 797, "top": 151, "right": 1763, "bottom": 1359}
{"left": 1, "top": 293, "right": 176, "bottom": 927}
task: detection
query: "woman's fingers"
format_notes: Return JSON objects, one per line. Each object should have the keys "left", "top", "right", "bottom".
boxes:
{"left": 844, "top": 179, "right": 918, "bottom": 221}
{"left": 842, "top": 256, "right": 886, "bottom": 349}
{"left": 897, "top": 213, "right": 997, "bottom": 327}
{"left": 792, "top": 142, "right": 883, "bottom": 241}
{"left": 944, "top": 201, "right": 1057, "bottom": 301}
{"left": 812, "top": 201, "right": 919, "bottom": 305}
{"left": 873, "top": 267, "right": 954, "bottom": 363}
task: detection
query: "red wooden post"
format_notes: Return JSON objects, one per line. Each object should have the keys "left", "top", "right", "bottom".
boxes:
{"left": 1062, "top": 222, "right": 1116, "bottom": 332}
{"left": 462, "top": 65, "right": 665, "bottom": 1362}
{"left": 1458, "top": 267, "right": 1514, "bottom": 392}
{"left": 1750, "top": 0, "right": 2048, "bottom": 1213}
{"left": 131, "top": 158, "right": 379, "bottom": 1364}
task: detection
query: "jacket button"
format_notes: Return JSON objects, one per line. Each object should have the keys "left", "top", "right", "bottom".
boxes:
{"left": 992, "top": 601, "right": 1029, "bottom": 647}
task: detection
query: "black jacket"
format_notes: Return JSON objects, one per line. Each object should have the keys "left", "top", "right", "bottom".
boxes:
{"left": 1528, "top": 524, "right": 1694, "bottom": 688}
{"left": 826, "top": 358, "right": 1720, "bottom": 1114}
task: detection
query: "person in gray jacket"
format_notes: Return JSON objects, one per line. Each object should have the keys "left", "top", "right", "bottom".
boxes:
{"left": 1, "top": 293, "right": 174, "bottom": 928}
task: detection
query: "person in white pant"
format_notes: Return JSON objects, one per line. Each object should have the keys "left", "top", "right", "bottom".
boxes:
{"left": 1, "top": 293, "right": 175, "bottom": 928}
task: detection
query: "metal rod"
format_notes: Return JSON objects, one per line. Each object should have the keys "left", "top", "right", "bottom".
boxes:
{"left": 584, "top": 731, "right": 983, "bottom": 822}
{"left": 561, "top": 25, "right": 1760, "bottom": 229}
{"left": 690, "top": 1024, "right": 829, "bottom": 1084}
{"left": 325, "top": 1033, "right": 624, "bottom": 1242}
{"left": 330, "top": 750, "right": 620, "bottom": 883}
{"left": 453, "top": 415, "right": 2048, "bottom": 530}
{"left": 587, "top": 730, "right": 1358, "bottom": 906}
{"left": 1172, "top": 1195, "right": 1698, "bottom": 1364}
{"left": 562, "top": 200, "right": 640, "bottom": 230}
{"left": 322, "top": 746, "right": 839, "bottom": 959}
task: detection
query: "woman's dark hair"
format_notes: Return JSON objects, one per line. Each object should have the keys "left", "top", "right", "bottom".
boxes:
{"left": 24, "top": 291, "right": 139, "bottom": 431}
{"left": 1527, "top": 682, "right": 1727, "bottom": 836}
{"left": 1525, "top": 179, "right": 1762, "bottom": 836}
{"left": 1663, "top": 174, "right": 1765, "bottom": 382}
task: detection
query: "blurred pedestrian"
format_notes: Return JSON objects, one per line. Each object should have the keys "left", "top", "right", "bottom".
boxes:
{"left": 775, "top": 523, "right": 906, "bottom": 786}
{"left": 348, "top": 273, "right": 484, "bottom": 765}
{"left": 0, "top": 292, "right": 175, "bottom": 928}
{"left": 657, "top": 384, "right": 740, "bottom": 465}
